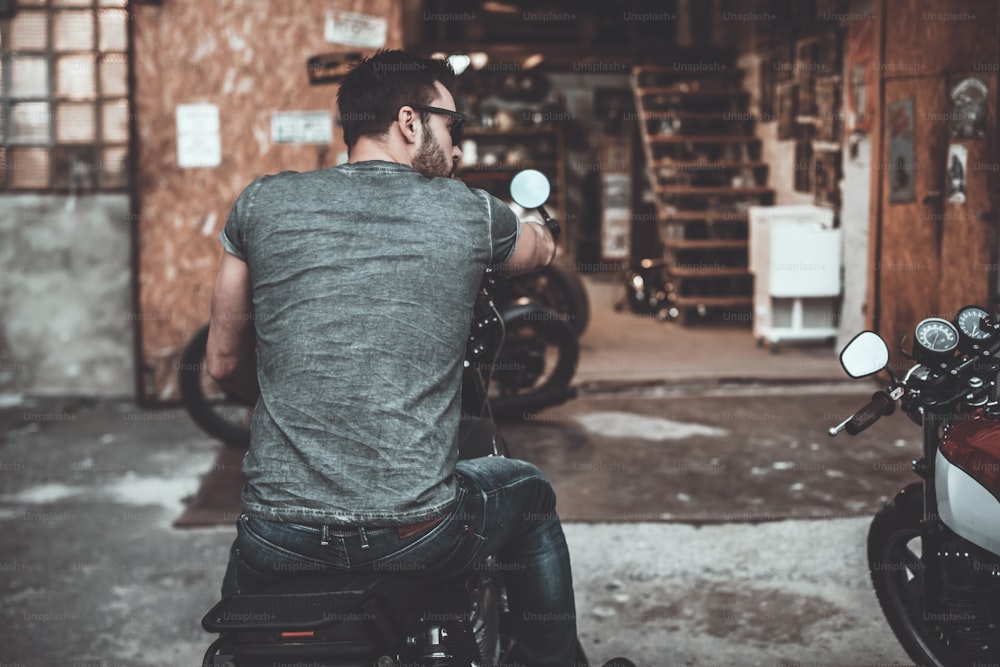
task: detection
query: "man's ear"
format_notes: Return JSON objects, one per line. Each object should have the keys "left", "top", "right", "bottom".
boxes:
{"left": 397, "top": 106, "right": 419, "bottom": 145}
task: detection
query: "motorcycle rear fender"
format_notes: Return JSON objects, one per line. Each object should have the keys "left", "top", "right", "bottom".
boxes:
{"left": 935, "top": 449, "right": 1000, "bottom": 556}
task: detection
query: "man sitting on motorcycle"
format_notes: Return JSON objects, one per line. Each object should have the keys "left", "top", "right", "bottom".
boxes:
{"left": 205, "top": 49, "right": 578, "bottom": 666}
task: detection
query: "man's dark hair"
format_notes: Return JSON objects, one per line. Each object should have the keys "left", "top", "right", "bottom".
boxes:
{"left": 337, "top": 50, "right": 456, "bottom": 150}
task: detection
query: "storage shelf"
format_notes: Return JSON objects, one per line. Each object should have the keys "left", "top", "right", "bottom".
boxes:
{"left": 652, "top": 160, "right": 769, "bottom": 170}
{"left": 669, "top": 295, "right": 754, "bottom": 307}
{"left": 464, "top": 127, "right": 563, "bottom": 136}
{"left": 654, "top": 185, "right": 774, "bottom": 196}
{"left": 639, "top": 111, "right": 752, "bottom": 121}
{"left": 663, "top": 239, "right": 748, "bottom": 250}
{"left": 660, "top": 210, "right": 749, "bottom": 222}
{"left": 458, "top": 161, "right": 559, "bottom": 173}
{"left": 636, "top": 87, "right": 749, "bottom": 98}
{"left": 634, "top": 65, "right": 744, "bottom": 79}
{"left": 667, "top": 267, "right": 752, "bottom": 278}
{"left": 647, "top": 135, "right": 760, "bottom": 143}
{"left": 458, "top": 125, "right": 567, "bottom": 251}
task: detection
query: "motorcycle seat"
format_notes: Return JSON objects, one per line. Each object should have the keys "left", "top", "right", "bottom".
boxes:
{"left": 202, "top": 572, "right": 433, "bottom": 633}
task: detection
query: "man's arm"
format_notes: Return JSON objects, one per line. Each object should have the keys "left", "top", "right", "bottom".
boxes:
{"left": 500, "top": 220, "right": 556, "bottom": 275}
{"left": 205, "top": 252, "right": 259, "bottom": 402}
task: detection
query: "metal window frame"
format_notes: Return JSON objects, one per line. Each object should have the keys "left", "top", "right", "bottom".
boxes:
{"left": 0, "top": 0, "right": 130, "bottom": 192}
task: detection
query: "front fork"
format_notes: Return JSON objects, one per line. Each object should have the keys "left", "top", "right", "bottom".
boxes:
{"left": 917, "top": 414, "right": 949, "bottom": 622}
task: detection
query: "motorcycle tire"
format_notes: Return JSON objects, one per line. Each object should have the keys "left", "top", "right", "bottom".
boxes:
{"left": 507, "top": 262, "right": 590, "bottom": 336}
{"left": 178, "top": 323, "right": 252, "bottom": 449}
{"left": 488, "top": 304, "right": 579, "bottom": 420}
{"left": 868, "top": 481, "right": 969, "bottom": 667}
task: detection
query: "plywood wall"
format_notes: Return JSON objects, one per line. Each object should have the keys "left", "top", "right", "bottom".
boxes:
{"left": 132, "top": 0, "right": 402, "bottom": 401}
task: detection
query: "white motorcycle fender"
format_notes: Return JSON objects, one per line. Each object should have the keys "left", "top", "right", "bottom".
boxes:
{"left": 936, "top": 448, "right": 1000, "bottom": 556}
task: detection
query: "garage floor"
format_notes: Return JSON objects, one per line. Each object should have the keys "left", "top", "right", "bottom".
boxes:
{"left": 0, "top": 275, "right": 914, "bottom": 666}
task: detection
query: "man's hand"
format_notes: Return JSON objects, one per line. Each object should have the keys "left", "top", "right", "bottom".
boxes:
{"left": 206, "top": 252, "right": 260, "bottom": 402}
{"left": 502, "top": 221, "right": 556, "bottom": 275}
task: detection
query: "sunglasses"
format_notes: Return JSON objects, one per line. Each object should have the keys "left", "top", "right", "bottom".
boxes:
{"left": 409, "top": 104, "right": 468, "bottom": 145}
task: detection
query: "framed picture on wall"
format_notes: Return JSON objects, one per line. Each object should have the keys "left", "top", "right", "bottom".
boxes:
{"left": 759, "top": 52, "right": 778, "bottom": 119}
{"left": 815, "top": 28, "right": 842, "bottom": 79}
{"left": 794, "top": 140, "right": 814, "bottom": 193}
{"left": 814, "top": 150, "right": 842, "bottom": 209}
{"left": 795, "top": 37, "right": 819, "bottom": 117}
{"left": 776, "top": 80, "right": 798, "bottom": 140}
{"left": 815, "top": 75, "right": 842, "bottom": 143}
{"left": 844, "top": 13, "right": 875, "bottom": 134}
{"left": 773, "top": 40, "right": 795, "bottom": 82}
{"left": 949, "top": 75, "right": 989, "bottom": 139}
{"left": 887, "top": 98, "right": 916, "bottom": 204}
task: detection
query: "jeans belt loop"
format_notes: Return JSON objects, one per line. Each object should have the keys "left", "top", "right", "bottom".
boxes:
{"left": 320, "top": 524, "right": 330, "bottom": 546}
{"left": 359, "top": 525, "right": 370, "bottom": 550}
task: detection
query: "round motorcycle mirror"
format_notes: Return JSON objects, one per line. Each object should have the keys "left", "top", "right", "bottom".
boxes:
{"left": 510, "top": 169, "right": 551, "bottom": 209}
{"left": 839, "top": 330, "right": 890, "bottom": 378}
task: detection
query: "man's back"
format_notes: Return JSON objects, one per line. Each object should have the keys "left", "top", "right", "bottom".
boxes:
{"left": 221, "top": 160, "right": 518, "bottom": 526}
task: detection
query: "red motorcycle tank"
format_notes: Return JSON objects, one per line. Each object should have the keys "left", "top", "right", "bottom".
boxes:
{"left": 940, "top": 413, "right": 1000, "bottom": 497}
{"left": 936, "top": 413, "right": 1000, "bottom": 555}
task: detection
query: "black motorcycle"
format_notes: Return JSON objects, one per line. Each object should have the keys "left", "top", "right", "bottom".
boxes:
{"left": 200, "top": 170, "right": 598, "bottom": 667}
{"left": 497, "top": 259, "right": 590, "bottom": 336}
{"left": 179, "top": 173, "right": 581, "bottom": 447}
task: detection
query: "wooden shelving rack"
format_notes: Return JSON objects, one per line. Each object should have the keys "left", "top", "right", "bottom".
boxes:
{"left": 458, "top": 126, "right": 567, "bottom": 246}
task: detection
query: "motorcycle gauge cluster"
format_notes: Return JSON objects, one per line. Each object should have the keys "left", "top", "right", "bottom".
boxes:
{"left": 913, "top": 317, "right": 959, "bottom": 362}
{"left": 956, "top": 305, "right": 997, "bottom": 350}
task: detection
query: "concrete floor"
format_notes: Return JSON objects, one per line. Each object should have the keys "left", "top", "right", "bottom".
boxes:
{"left": 0, "top": 276, "right": 917, "bottom": 666}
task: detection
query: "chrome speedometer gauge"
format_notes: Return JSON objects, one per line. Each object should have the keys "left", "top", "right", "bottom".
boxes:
{"left": 956, "top": 305, "right": 995, "bottom": 341}
{"left": 913, "top": 317, "right": 959, "bottom": 360}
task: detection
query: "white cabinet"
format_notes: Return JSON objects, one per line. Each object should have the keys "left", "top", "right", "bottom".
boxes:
{"left": 749, "top": 205, "right": 841, "bottom": 349}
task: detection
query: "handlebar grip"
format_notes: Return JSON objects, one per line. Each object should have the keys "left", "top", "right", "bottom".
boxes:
{"left": 845, "top": 391, "right": 895, "bottom": 435}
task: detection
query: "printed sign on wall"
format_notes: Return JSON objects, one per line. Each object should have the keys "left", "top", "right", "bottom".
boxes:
{"left": 271, "top": 111, "right": 333, "bottom": 144}
{"left": 946, "top": 144, "right": 968, "bottom": 205}
{"left": 324, "top": 10, "right": 387, "bottom": 48}
{"left": 887, "top": 98, "right": 916, "bottom": 204}
{"left": 176, "top": 103, "right": 221, "bottom": 168}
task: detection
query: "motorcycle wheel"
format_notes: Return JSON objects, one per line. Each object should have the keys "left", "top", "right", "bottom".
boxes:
{"left": 868, "top": 481, "right": 968, "bottom": 667}
{"left": 178, "top": 323, "right": 252, "bottom": 449}
{"left": 506, "top": 262, "right": 590, "bottom": 336}
{"left": 487, "top": 306, "right": 579, "bottom": 420}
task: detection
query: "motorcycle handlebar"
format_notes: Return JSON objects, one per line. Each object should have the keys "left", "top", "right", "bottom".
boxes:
{"left": 537, "top": 204, "right": 560, "bottom": 244}
{"left": 845, "top": 391, "right": 896, "bottom": 435}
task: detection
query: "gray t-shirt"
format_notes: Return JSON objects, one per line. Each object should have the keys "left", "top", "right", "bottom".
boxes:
{"left": 220, "top": 160, "right": 520, "bottom": 526}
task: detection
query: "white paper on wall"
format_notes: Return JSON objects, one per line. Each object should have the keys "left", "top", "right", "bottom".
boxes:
{"left": 324, "top": 10, "right": 387, "bottom": 48}
{"left": 176, "top": 103, "right": 221, "bottom": 168}
{"left": 271, "top": 111, "right": 333, "bottom": 144}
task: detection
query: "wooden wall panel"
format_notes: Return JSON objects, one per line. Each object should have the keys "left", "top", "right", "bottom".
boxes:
{"left": 877, "top": 77, "right": 946, "bottom": 367}
{"left": 132, "top": 1, "right": 402, "bottom": 401}
{"left": 870, "top": 0, "right": 999, "bottom": 365}
{"left": 884, "top": 0, "right": 996, "bottom": 75}
{"left": 939, "top": 72, "right": 997, "bottom": 318}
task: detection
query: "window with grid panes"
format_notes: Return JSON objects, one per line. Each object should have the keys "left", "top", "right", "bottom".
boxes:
{"left": 1, "top": 0, "right": 129, "bottom": 190}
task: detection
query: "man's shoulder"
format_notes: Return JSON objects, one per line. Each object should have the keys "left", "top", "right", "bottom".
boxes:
{"left": 427, "top": 177, "right": 498, "bottom": 207}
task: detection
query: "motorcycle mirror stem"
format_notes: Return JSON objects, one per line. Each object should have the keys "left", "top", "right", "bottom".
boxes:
{"left": 535, "top": 203, "right": 561, "bottom": 244}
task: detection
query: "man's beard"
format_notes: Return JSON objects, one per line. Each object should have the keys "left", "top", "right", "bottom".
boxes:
{"left": 412, "top": 124, "right": 454, "bottom": 179}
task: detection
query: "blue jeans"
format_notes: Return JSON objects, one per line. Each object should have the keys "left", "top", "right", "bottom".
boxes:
{"left": 221, "top": 456, "right": 578, "bottom": 667}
